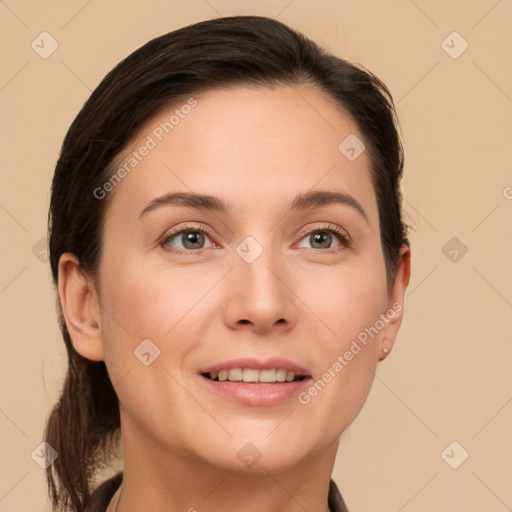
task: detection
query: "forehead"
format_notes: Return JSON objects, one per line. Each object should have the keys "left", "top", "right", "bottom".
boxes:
{"left": 105, "top": 84, "right": 378, "bottom": 225}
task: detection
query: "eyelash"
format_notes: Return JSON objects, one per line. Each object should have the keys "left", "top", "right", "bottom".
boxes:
{"left": 160, "top": 223, "right": 351, "bottom": 255}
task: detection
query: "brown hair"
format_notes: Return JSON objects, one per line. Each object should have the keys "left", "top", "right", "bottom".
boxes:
{"left": 45, "top": 15, "right": 408, "bottom": 511}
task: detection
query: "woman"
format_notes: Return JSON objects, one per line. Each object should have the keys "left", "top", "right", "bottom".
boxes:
{"left": 45, "top": 15, "right": 410, "bottom": 512}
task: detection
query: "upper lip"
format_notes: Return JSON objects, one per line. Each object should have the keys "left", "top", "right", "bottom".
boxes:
{"left": 199, "top": 357, "right": 310, "bottom": 376}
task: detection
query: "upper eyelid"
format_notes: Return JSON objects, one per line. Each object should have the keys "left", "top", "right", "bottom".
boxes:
{"left": 164, "top": 223, "right": 214, "bottom": 237}
{"left": 296, "top": 223, "right": 349, "bottom": 239}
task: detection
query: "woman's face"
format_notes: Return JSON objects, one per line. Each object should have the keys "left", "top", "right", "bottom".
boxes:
{"left": 91, "top": 84, "right": 407, "bottom": 473}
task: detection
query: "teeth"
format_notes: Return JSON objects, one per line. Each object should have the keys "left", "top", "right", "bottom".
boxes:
{"left": 243, "top": 368, "right": 259, "bottom": 382}
{"left": 276, "top": 369, "right": 287, "bottom": 382}
{"left": 258, "top": 369, "right": 276, "bottom": 382}
{"left": 209, "top": 368, "right": 302, "bottom": 383}
{"left": 228, "top": 368, "right": 242, "bottom": 381}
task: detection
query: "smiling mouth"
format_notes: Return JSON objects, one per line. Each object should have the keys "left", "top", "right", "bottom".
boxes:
{"left": 201, "top": 368, "right": 309, "bottom": 384}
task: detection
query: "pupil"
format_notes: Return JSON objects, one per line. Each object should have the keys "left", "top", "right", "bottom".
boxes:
{"left": 183, "top": 231, "right": 204, "bottom": 249}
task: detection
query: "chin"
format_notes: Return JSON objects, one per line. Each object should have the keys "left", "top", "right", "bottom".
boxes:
{"left": 199, "top": 432, "right": 319, "bottom": 475}
{"left": 211, "top": 452, "right": 307, "bottom": 476}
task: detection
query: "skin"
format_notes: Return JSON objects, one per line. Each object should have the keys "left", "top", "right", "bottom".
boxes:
{"left": 59, "top": 84, "right": 410, "bottom": 512}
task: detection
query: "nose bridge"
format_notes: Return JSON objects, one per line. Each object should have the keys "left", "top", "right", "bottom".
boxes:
{"left": 223, "top": 233, "right": 297, "bottom": 331}
{"left": 237, "top": 236, "right": 285, "bottom": 303}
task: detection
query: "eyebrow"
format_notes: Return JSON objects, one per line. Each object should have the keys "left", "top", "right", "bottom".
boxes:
{"left": 138, "top": 190, "right": 369, "bottom": 224}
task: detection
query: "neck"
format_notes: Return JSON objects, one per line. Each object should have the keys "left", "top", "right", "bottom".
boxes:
{"left": 116, "top": 414, "right": 339, "bottom": 512}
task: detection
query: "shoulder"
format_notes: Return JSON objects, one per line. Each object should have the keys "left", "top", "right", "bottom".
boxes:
{"left": 84, "top": 473, "right": 123, "bottom": 512}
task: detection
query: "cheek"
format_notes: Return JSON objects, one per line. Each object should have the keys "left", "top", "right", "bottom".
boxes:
{"left": 95, "top": 259, "right": 178, "bottom": 381}
{"left": 95, "top": 263, "right": 199, "bottom": 425}
{"left": 96, "top": 255, "right": 220, "bottom": 383}
{"left": 98, "top": 256, "right": 201, "bottom": 339}
{"left": 294, "top": 260, "right": 386, "bottom": 427}
{"left": 301, "top": 258, "right": 387, "bottom": 346}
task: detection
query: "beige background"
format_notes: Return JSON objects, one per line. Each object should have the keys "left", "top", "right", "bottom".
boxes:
{"left": 1, "top": 1, "right": 511, "bottom": 511}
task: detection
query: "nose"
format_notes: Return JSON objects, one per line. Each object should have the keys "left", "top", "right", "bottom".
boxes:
{"left": 222, "top": 247, "right": 299, "bottom": 335}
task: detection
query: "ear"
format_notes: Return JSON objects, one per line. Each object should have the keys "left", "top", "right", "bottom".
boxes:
{"left": 58, "top": 252, "right": 104, "bottom": 361}
{"left": 378, "top": 245, "right": 411, "bottom": 359}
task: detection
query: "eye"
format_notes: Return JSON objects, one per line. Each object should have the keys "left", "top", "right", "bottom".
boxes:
{"left": 296, "top": 224, "right": 351, "bottom": 252}
{"left": 160, "top": 224, "right": 215, "bottom": 253}
{"left": 159, "top": 222, "right": 350, "bottom": 254}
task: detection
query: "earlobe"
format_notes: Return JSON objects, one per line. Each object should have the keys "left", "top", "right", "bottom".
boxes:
{"left": 58, "top": 252, "right": 104, "bottom": 361}
{"left": 378, "top": 346, "right": 391, "bottom": 362}
{"left": 378, "top": 245, "right": 411, "bottom": 361}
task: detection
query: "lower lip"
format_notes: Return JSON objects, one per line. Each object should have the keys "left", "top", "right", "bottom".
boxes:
{"left": 199, "top": 375, "right": 312, "bottom": 406}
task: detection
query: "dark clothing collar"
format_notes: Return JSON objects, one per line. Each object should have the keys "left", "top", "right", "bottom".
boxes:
{"left": 328, "top": 477, "right": 350, "bottom": 512}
